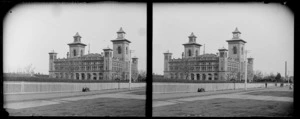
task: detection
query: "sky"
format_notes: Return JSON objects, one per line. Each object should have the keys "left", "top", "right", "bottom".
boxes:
{"left": 153, "top": 3, "right": 294, "bottom": 76}
{"left": 4, "top": 2, "right": 146, "bottom": 74}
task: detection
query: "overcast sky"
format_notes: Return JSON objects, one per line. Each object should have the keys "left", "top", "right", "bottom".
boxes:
{"left": 153, "top": 3, "right": 294, "bottom": 76}
{"left": 4, "top": 2, "right": 146, "bottom": 74}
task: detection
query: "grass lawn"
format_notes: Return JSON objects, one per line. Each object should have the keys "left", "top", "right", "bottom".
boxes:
{"left": 128, "top": 90, "right": 145, "bottom": 95}
{"left": 6, "top": 98, "right": 145, "bottom": 117}
{"left": 245, "top": 91, "right": 293, "bottom": 97}
{"left": 153, "top": 98, "right": 293, "bottom": 117}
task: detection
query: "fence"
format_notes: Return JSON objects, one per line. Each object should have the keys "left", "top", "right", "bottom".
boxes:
{"left": 4, "top": 81, "right": 145, "bottom": 94}
{"left": 153, "top": 82, "right": 285, "bottom": 93}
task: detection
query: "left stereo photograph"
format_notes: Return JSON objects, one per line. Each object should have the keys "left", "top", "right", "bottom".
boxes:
{"left": 3, "top": 2, "right": 147, "bottom": 117}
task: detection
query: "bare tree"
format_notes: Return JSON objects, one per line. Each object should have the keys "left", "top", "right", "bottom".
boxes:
{"left": 24, "top": 64, "right": 35, "bottom": 76}
{"left": 137, "top": 70, "right": 146, "bottom": 81}
{"left": 253, "top": 70, "right": 263, "bottom": 81}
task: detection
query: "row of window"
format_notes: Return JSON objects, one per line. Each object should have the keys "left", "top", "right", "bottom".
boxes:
{"left": 170, "top": 62, "right": 218, "bottom": 66}
{"left": 228, "top": 61, "right": 238, "bottom": 68}
{"left": 228, "top": 67, "right": 238, "bottom": 72}
{"left": 170, "top": 66, "right": 219, "bottom": 71}
{"left": 117, "top": 46, "right": 129, "bottom": 54}
{"left": 55, "top": 65, "right": 103, "bottom": 71}
{"left": 170, "top": 73, "right": 218, "bottom": 80}
{"left": 55, "top": 72, "right": 104, "bottom": 80}
{"left": 112, "top": 62, "right": 123, "bottom": 67}
{"left": 55, "top": 61, "right": 104, "bottom": 66}
{"left": 232, "top": 46, "right": 244, "bottom": 55}
{"left": 113, "top": 67, "right": 122, "bottom": 72}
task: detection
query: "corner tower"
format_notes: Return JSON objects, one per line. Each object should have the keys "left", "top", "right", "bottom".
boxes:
{"left": 68, "top": 32, "right": 87, "bottom": 58}
{"left": 111, "top": 27, "right": 131, "bottom": 80}
{"left": 163, "top": 51, "right": 172, "bottom": 78}
{"left": 218, "top": 47, "right": 228, "bottom": 80}
{"left": 103, "top": 47, "right": 113, "bottom": 80}
{"left": 226, "top": 27, "right": 247, "bottom": 80}
{"left": 247, "top": 57, "right": 254, "bottom": 81}
{"left": 49, "top": 50, "right": 57, "bottom": 78}
{"left": 183, "top": 32, "right": 202, "bottom": 58}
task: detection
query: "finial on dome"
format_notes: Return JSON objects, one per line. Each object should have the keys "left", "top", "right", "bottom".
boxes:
{"left": 189, "top": 32, "right": 196, "bottom": 38}
{"left": 232, "top": 27, "right": 241, "bottom": 34}
{"left": 117, "top": 27, "right": 126, "bottom": 34}
{"left": 74, "top": 32, "right": 81, "bottom": 37}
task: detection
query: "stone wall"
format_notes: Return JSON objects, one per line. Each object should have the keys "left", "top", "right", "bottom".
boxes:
{"left": 4, "top": 81, "right": 145, "bottom": 94}
{"left": 153, "top": 82, "right": 283, "bottom": 93}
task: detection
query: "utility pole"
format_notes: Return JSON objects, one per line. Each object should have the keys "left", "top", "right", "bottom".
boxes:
{"left": 88, "top": 43, "right": 90, "bottom": 54}
{"left": 285, "top": 61, "right": 288, "bottom": 84}
{"left": 129, "top": 50, "right": 134, "bottom": 90}
{"left": 244, "top": 50, "right": 250, "bottom": 90}
{"left": 244, "top": 53, "right": 247, "bottom": 90}
{"left": 203, "top": 44, "right": 205, "bottom": 54}
{"left": 288, "top": 70, "right": 290, "bottom": 83}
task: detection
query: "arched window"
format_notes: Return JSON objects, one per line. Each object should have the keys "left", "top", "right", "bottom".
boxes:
{"left": 126, "top": 47, "right": 128, "bottom": 54}
{"left": 233, "top": 46, "right": 237, "bottom": 54}
{"left": 195, "top": 50, "right": 198, "bottom": 56}
{"left": 188, "top": 49, "right": 192, "bottom": 56}
{"left": 81, "top": 50, "right": 83, "bottom": 56}
{"left": 73, "top": 49, "right": 76, "bottom": 56}
{"left": 191, "top": 73, "right": 194, "bottom": 80}
{"left": 118, "top": 46, "right": 122, "bottom": 54}
{"left": 220, "top": 52, "right": 224, "bottom": 57}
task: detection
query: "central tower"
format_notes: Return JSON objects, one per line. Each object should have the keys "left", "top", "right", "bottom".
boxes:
{"left": 226, "top": 27, "right": 247, "bottom": 80}
{"left": 111, "top": 27, "right": 131, "bottom": 61}
{"left": 111, "top": 27, "right": 131, "bottom": 80}
{"left": 182, "top": 32, "right": 202, "bottom": 58}
{"left": 68, "top": 32, "right": 87, "bottom": 58}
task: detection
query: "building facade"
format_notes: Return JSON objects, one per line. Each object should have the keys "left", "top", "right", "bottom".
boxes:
{"left": 163, "top": 28, "right": 254, "bottom": 81}
{"left": 49, "top": 28, "right": 138, "bottom": 81}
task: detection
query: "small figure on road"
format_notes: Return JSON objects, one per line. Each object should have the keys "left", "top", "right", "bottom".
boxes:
{"left": 289, "top": 83, "right": 293, "bottom": 90}
{"left": 265, "top": 83, "right": 267, "bottom": 88}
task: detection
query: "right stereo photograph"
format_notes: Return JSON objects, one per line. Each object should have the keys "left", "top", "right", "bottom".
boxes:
{"left": 152, "top": 3, "right": 294, "bottom": 117}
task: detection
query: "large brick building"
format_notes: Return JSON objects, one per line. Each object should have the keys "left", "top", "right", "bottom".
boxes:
{"left": 49, "top": 28, "right": 138, "bottom": 81}
{"left": 163, "top": 28, "right": 254, "bottom": 81}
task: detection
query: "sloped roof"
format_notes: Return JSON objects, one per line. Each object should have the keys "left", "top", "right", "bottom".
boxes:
{"left": 103, "top": 46, "right": 113, "bottom": 51}
{"left": 82, "top": 53, "right": 102, "bottom": 57}
{"left": 198, "top": 53, "right": 218, "bottom": 58}
{"left": 182, "top": 42, "right": 202, "bottom": 46}
{"left": 218, "top": 47, "right": 228, "bottom": 51}
{"left": 67, "top": 42, "right": 87, "bottom": 46}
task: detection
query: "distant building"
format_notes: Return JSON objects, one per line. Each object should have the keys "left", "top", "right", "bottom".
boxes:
{"left": 49, "top": 28, "right": 138, "bottom": 81}
{"left": 163, "top": 28, "right": 254, "bottom": 81}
